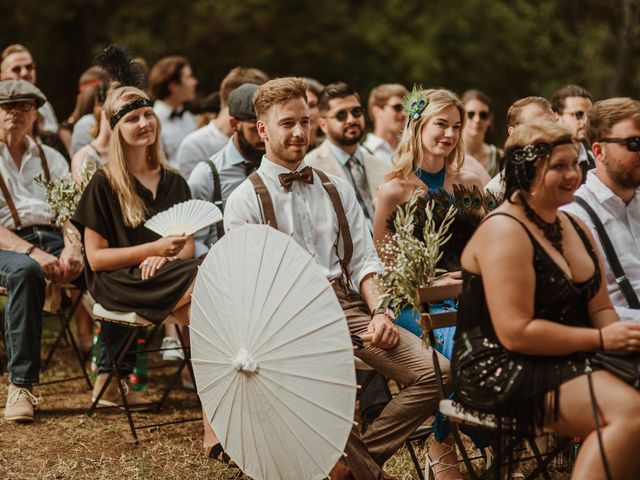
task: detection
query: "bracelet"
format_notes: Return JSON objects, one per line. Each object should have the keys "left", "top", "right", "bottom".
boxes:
{"left": 24, "top": 244, "right": 36, "bottom": 256}
{"left": 371, "top": 305, "right": 395, "bottom": 321}
{"left": 598, "top": 329, "right": 605, "bottom": 351}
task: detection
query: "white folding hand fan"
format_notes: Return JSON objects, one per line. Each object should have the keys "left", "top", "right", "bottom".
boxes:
{"left": 144, "top": 199, "right": 223, "bottom": 237}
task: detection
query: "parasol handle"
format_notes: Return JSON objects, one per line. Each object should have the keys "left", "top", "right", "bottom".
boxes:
{"left": 232, "top": 348, "right": 258, "bottom": 373}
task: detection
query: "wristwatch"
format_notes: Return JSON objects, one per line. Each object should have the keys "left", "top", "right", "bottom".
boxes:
{"left": 24, "top": 244, "right": 36, "bottom": 256}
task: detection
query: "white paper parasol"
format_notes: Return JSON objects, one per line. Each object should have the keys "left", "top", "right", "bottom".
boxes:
{"left": 190, "top": 224, "right": 356, "bottom": 480}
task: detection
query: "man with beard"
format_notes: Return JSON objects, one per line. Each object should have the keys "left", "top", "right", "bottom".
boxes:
{"left": 225, "top": 77, "right": 445, "bottom": 480}
{"left": 188, "top": 83, "right": 264, "bottom": 256}
{"left": 563, "top": 97, "right": 640, "bottom": 321}
{"left": 306, "top": 82, "right": 392, "bottom": 232}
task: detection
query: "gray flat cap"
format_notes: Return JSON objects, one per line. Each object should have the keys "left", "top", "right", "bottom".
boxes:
{"left": 0, "top": 79, "right": 47, "bottom": 108}
{"left": 228, "top": 83, "right": 259, "bottom": 121}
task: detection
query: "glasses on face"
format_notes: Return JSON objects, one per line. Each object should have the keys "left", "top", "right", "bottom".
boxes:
{"left": 0, "top": 101, "right": 35, "bottom": 112}
{"left": 467, "top": 110, "right": 490, "bottom": 120}
{"left": 385, "top": 103, "right": 404, "bottom": 113}
{"left": 325, "top": 106, "right": 364, "bottom": 122}
{"left": 599, "top": 136, "right": 640, "bottom": 152}
{"left": 564, "top": 110, "right": 586, "bottom": 120}
{"left": 10, "top": 63, "right": 36, "bottom": 76}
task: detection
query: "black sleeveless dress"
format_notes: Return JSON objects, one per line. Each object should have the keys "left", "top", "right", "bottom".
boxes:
{"left": 452, "top": 212, "right": 602, "bottom": 435}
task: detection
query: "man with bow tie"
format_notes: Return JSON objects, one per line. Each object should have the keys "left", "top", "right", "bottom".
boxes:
{"left": 225, "top": 77, "right": 448, "bottom": 480}
{"left": 148, "top": 56, "right": 198, "bottom": 169}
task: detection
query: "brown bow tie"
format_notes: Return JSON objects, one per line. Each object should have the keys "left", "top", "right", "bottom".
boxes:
{"left": 278, "top": 166, "right": 314, "bottom": 191}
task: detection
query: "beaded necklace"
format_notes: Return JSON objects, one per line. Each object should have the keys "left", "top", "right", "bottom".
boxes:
{"left": 520, "top": 196, "right": 563, "bottom": 254}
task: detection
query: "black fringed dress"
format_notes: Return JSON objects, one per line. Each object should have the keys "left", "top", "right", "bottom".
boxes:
{"left": 452, "top": 212, "right": 601, "bottom": 435}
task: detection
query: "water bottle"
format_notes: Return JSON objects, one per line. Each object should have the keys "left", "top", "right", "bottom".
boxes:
{"left": 89, "top": 327, "right": 101, "bottom": 379}
{"left": 130, "top": 338, "right": 148, "bottom": 391}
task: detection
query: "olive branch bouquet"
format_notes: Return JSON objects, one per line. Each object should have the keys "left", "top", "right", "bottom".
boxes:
{"left": 377, "top": 189, "right": 456, "bottom": 318}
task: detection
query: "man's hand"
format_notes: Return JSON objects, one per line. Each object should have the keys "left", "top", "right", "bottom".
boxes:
{"left": 58, "top": 245, "right": 84, "bottom": 283}
{"left": 30, "top": 248, "right": 62, "bottom": 283}
{"left": 367, "top": 313, "right": 399, "bottom": 349}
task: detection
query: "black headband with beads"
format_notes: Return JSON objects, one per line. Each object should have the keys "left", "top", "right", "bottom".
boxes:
{"left": 109, "top": 98, "right": 152, "bottom": 129}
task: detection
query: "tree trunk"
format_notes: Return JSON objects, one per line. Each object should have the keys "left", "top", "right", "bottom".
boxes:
{"left": 606, "top": 0, "right": 640, "bottom": 96}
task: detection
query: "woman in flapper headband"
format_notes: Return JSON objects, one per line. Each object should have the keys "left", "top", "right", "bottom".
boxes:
{"left": 452, "top": 120, "right": 640, "bottom": 479}
{"left": 72, "top": 86, "right": 199, "bottom": 407}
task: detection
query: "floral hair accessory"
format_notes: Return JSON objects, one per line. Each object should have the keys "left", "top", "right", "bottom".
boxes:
{"left": 403, "top": 85, "right": 429, "bottom": 121}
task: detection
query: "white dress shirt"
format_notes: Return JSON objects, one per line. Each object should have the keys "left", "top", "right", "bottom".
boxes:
{"left": 38, "top": 101, "right": 59, "bottom": 135}
{"left": 562, "top": 171, "right": 640, "bottom": 321}
{"left": 224, "top": 156, "right": 383, "bottom": 290}
{"left": 363, "top": 133, "right": 395, "bottom": 164}
{"left": 153, "top": 100, "right": 197, "bottom": 170}
{"left": 0, "top": 137, "right": 69, "bottom": 229}
{"left": 176, "top": 120, "right": 229, "bottom": 179}
{"left": 188, "top": 138, "right": 251, "bottom": 256}
{"left": 71, "top": 113, "right": 96, "bottom": 154}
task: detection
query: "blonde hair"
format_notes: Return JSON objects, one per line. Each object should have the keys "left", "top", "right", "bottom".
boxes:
{"left": 386, "top": 89, "right": 466, "bottom": 181}
{"left": 254, "top": 77, "right": 307, "bottom": 120}
{"left": 102, "top": 86, "right": 165, "bottom": 227}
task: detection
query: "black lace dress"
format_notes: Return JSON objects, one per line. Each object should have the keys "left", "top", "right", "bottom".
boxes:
{"left": 452, "top": 212, "right": 601, "bottom": 435}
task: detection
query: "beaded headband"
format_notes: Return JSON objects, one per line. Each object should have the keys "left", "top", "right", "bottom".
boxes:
{"left": 507, "top": 138, "right": 574, "bottom": 165}
{"left": 403, "top": 85, "right": 430, "bottom": 121}
{"left": 109, "top": 98, "right": 152, "bottom": 129}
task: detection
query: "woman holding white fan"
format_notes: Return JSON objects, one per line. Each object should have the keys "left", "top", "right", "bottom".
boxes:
{"left": 73, "top": 86, "right": 199, "bottom": 407}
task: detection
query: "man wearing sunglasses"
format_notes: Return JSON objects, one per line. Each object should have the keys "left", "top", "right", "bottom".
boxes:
{"left": 0, "top": 45, "right": 62, "bottom": 151}
{"left": 0, "top": 79, "right": 84, "bottom": 422}
{"left": 306, "top": 82, "right": 392, "bottom": 232}
{"left": 363, "top": 84, "right": 408, "bottom": 164}
{"left": 564, "top": 97, "right": 640, "bottom": 322}
{"left": 552, "top": 84, "right": 595, "bottom": 181}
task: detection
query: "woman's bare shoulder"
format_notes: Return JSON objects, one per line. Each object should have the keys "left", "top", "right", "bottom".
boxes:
{"left": 378, "top": 177, "right": 414, "bottom": 203}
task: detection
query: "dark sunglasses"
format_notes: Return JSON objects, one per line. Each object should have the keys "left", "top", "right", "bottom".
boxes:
{"left": 385, "top": 103, "right": 404, "bottom": 113}
{"left": 467, "top": 110, "right": 490, "bottom": 120}
{"left": 10, "top": 63, "right": 36, "bottom": 75}
{"left": 326, "top": 106, "right": 364, "bottom": 122}
{"left": 564, "top": 110, "right": 586, "bottom": 120}
{"left": 599, "top": 136, "right": 640, "bottom": 152}
{"left": 0, "top": 101, "right": 35, "bottom": 112}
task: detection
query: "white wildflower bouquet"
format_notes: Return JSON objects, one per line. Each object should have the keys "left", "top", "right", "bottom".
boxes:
{"left": 377, "top": 189, "right": 456, "bottom": 317}
{"left": 35, "top": 159, "right": 97, "bottom": 227}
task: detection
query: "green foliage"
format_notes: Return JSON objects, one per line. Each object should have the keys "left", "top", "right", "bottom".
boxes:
{"left": 0, "top": 0, "right": 637, "bottom": 141}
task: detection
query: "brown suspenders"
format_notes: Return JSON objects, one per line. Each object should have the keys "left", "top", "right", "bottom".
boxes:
{"left": 247, "top": 168, "right": 354, "bottom": 279}
{"left": 0, "top": 141, "right": 51, "bottom": 230}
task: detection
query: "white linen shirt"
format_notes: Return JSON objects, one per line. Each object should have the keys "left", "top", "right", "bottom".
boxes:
{"left": 363, "top": 133, "right": 395, "bottom": 164}
{"left": 224, "top": 156, "right": 383, "bottom": 290}
{"left": 562, "top": 171, "right": 640, "bottom": 321}
{"left": 188, "top": 138, "right": 250, "bottom": 256}
{"left": 154, "top": 100, "right": 197, "bottom": 170}
{"left": 176, "top": 120, "right": 229, "bottom": 179}
{"left": 0, "top": 137, "right": 69, "bottom": 229}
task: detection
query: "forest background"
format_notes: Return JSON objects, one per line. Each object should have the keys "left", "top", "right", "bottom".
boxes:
{"left": 1, "top": 0, "right": 638, "bottom": 145}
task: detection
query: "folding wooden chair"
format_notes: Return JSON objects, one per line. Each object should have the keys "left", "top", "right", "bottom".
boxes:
{"left": 417, "top": 281, "right": 571, "bottom": 480}
{"left": 0, "top": 284, "right": 93, "bottom": 389}
{"left": 87, "top": 298, "right": 200, "bottom": 443}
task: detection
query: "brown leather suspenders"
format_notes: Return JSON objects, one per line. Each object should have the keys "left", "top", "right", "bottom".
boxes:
{"left": 247, "top": 169, "right": 354, "bottom": 279}
{"left": 0, "top": 141, "right": 51, "bottom": 230}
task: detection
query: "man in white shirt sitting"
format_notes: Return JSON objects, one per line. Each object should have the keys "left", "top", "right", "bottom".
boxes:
{"left": 176, "top": 67, "right": 269, "bottom": 179}
{"left": 0, "top": 79, "right": 83, "bottom": 422}
{"left": 225, "top": 77, "right": 451, "bottom": 480}
{"left": 363, "top": 83, "right": 407, "bottom": 164}
{"left": 148, "top": 56, "right": 198, "bottom": 170}
{"left": 563, "top": 97, "right": 640, "bottom": 321}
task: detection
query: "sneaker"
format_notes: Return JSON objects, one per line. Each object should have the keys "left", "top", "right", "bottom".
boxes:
{"left": 160, "top": 336, "right": 185, "bottom": 361}
{"left": 91, "top": 373, "right": 152, "bottom": 411}
{"left": 4, "top": 384, "right": 38, "bottom": 422}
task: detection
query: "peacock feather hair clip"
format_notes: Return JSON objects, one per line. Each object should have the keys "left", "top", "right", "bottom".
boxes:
{"left": 403, "top": 85, "right": 430, "bottom": 121}
{"left": 94, "top": 44, "right": 146, "bottom": 91}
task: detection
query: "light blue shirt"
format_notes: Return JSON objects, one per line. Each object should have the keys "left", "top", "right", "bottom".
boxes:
{"left": 188, "top": 138, "right": 252, "bottom": 256}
